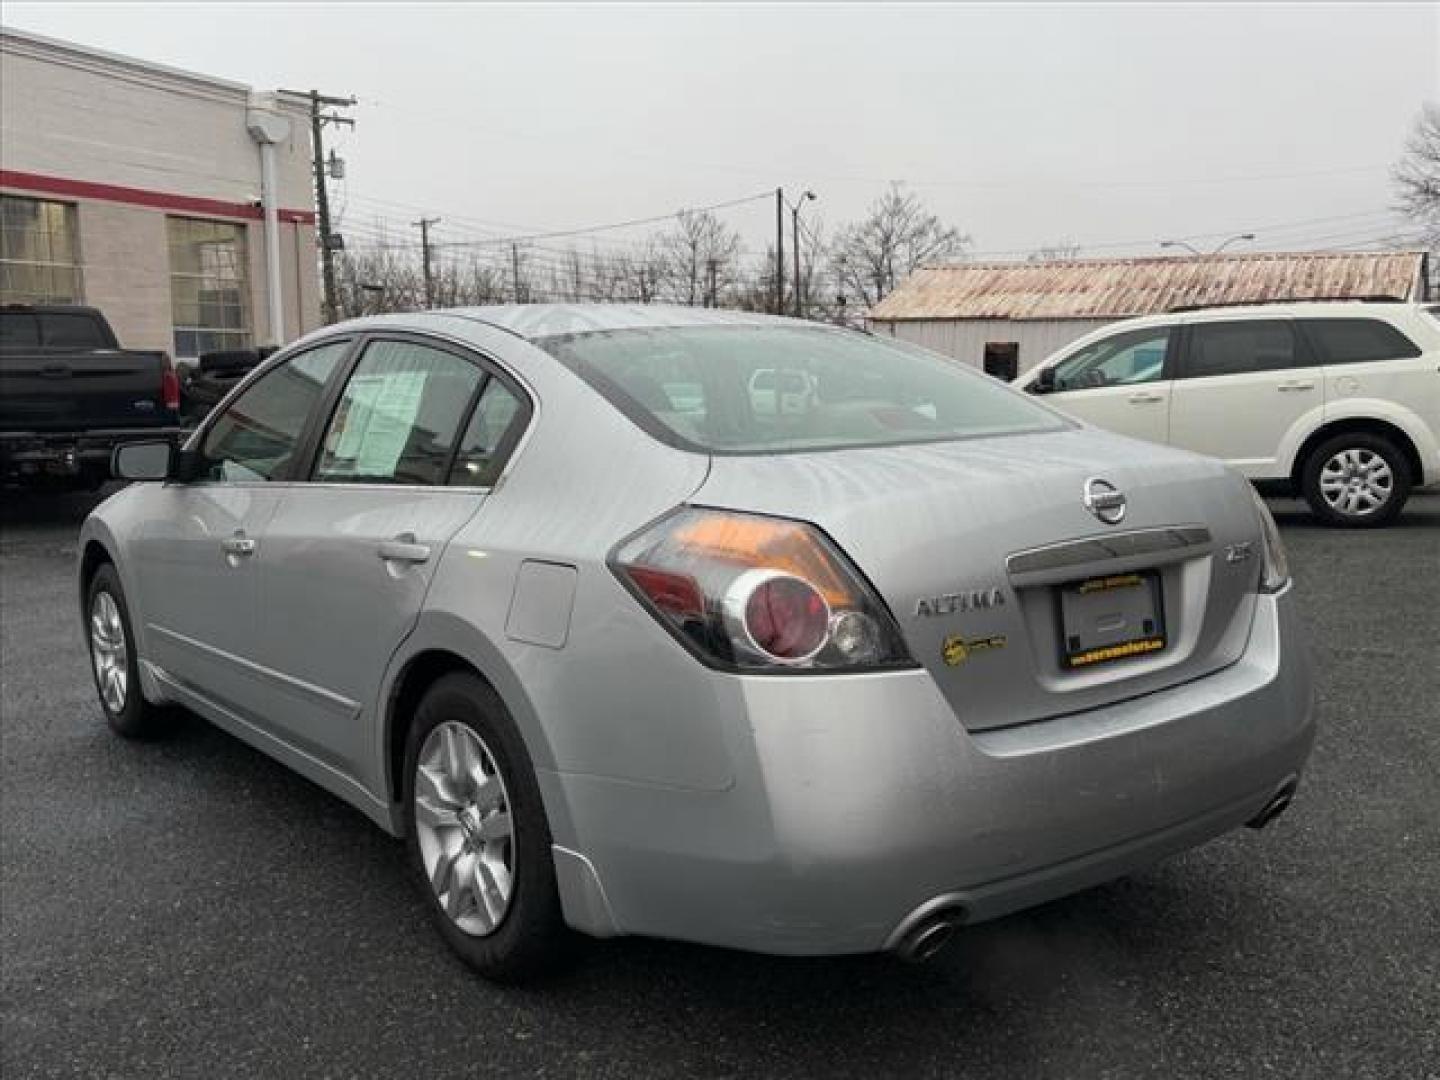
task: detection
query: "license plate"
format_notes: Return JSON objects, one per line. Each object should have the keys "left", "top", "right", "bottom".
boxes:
{"left": 1058, "top": 571, "right": 1165, "bottom": 669}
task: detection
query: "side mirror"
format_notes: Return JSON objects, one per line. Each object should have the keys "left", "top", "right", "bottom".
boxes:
{"left": 111, "top": 441, "right": 173, "bottom": 482}
{"left": 1030, "top": 367, "right": 1057, "bottom": 394}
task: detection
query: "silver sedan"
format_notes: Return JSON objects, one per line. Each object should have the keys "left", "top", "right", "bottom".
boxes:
{"left": 81, "top": 306, "right": 1315, "bottom": 980}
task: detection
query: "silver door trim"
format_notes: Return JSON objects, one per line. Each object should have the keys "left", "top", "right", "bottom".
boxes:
{"left": 146, "top": 623, "right": 360, "bottom": 713}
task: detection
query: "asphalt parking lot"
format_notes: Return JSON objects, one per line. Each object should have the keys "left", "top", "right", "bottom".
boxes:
{"left": 2, "top": 489, "right": 1437, "bottom": 1080}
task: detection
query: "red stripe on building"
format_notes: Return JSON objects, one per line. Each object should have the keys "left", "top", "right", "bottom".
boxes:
{"left": 0, "top": 169, "right": 317, "bottom": 225}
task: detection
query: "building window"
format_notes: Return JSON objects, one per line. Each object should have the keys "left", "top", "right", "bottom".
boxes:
{"left": 168, "top": 217, "right": 251, "bottom": 358}
{"left": 0, "top": 195, "right": 84, "bottom": 304}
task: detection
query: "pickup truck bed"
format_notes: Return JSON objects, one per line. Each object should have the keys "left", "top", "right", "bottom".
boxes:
{"left": 1, "top": 305, "right": 183, "bottom": 489}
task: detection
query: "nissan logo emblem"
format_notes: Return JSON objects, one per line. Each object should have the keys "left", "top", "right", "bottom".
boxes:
{"left": 1083, "top": 477, "right": 1127, "bottom": 525}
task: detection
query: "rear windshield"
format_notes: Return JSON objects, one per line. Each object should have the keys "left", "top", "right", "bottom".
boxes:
{"left": 538, "top": 324, "right": 1066, "bottom": 454}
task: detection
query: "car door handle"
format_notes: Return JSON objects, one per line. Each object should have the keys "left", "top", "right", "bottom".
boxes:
{"left": 221, "top": 534, "right": 256, "bottom": 557}
{"left": 377, "top": 534, "right": 431, "bottom": 565}
{"left": 1127, "top": 392, "right": 1165, "bottom": 403}
{"left": 1277, "top": 381, "right": 1315, "bottom": 391}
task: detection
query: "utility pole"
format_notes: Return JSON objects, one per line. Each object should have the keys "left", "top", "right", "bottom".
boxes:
{"left": 790, "top": 191, "right": 816, "bottom": 319}
{"left": 282, "top": 88, "right": 356, "bottom": 324}
{"left": 511, "top": 243, "right": 525, "bottom": 304}
{"left": 414, "top": 217, "right": 439, "bottom": 308}
{"left": 705, "top": 257, "right": 718, "bottom": 308}
{"left": 774, "top": 187, "right": 785, "bottom": 316}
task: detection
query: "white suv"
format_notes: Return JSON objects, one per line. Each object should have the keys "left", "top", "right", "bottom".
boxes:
{"left": 1018, "top": 302, "right": 1440, "bottom": 526}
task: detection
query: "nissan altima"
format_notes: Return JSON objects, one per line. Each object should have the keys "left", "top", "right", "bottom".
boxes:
{"left": 80, "top": 306, "right": 1314, "bottom": 981}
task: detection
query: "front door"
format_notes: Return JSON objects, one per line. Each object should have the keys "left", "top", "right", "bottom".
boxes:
{"left": 134, "top": 341, "right": 351, "bottom": 716}
{"left": 253, "top": 336, "right": 530, "bottom": 780}
{"left": 1167, "top": 318, "right": 1322, "bottom": 478}
{"left": 1042, "top": 325, "right": 1174, "bottom": 447}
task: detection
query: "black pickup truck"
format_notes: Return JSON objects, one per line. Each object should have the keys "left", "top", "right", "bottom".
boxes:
{"left": 1, "top": 304, "right": 184, "bottom": 490}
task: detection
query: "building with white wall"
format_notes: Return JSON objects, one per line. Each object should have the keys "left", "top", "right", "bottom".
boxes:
{"left": 0, "top": 27, "right": 321, "bottom": 357}
{"left": 866, "top": 251, "right": 1432, "bottom": 378}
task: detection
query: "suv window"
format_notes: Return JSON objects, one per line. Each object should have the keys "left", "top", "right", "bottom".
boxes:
{"left": 200, "top": 341, "right": 349, "bottom": 482}
{"left": 1300, "top": 318, "right": 1422, "bottom": 364}
{"left": 316, "top": 339, "right": 483, "bottom": 485}
{"left": 40, "top": 312, "right": 109, "bottom": 349}
{"left": 1182, "top": 319, "right": 1306, "bottom": 379}
{"left": 0, "top": 311, "right": 40, "bottom": 346}
{"left": 447, "top": 377, "right": 525, "bottom": 486}
{"left": 1052, "top": 328, "right": 1169, "bottom": 391}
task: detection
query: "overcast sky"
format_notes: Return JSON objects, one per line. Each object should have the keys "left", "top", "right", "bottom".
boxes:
{"left": 5, "top": 2, "right": 1438, "bottom": 269}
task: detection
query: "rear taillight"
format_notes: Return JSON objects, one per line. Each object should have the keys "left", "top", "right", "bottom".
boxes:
{"left": 161, "top": 356, "right": 181, "bottom": 413}
{"left": 612, "top": 507, "right": 913, "bottom": 672}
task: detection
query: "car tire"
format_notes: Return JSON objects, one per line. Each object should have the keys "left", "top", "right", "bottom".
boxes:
{"left": 1300, "top": 432, "right": 1411, "bottom": 528}
{"left": 403, "top": 672, "right": 573, "bottom": 983}
{"left": 85, "top": 564, "right": 175, "bottom": 739}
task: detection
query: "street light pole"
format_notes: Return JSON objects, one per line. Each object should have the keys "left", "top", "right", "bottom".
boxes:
{"left": 790, "top": 190, "right": 817, "bottom": 318}
{"left": 775, "top": 188, "right": 785, "bottom": 315}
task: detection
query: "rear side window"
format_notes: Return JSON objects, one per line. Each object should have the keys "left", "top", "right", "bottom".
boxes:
{"left": 1182, "top": 320, "right": 1307, "bottom": 379}
{"left": 0, "top": 311, "right": 40, "bottom": 346}
{"left": 447, "top": 377, "right": 525, "bottom": 486}
{"left": 1300, "top": 318, "right": 1422, "bottom": 364}
{"left": 40, "top": 312, "right": 108, "bottom": 349}
{"left": 200, "top": 341, "right": 349, "bottom": 482}
{"left": 316, "top": 339, "right": 484, "bottom": 486}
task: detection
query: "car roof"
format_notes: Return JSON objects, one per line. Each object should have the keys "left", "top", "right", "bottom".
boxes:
{"left": 440, "top": 303, "right": 794, "bottom": 342}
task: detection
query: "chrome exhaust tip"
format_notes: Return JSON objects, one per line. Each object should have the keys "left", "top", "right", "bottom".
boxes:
{"left": 1246, "top": 780, "right": 1298, "bottom": 830}
{"left": 896, "top": 913, "right": 961, "bottom": 963}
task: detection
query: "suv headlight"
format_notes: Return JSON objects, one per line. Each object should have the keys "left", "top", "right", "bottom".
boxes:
{"left": 1249, "top": 486, "right": 1291, "bottom": 593}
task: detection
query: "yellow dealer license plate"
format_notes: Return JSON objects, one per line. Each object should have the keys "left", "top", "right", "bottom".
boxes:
{"left": 1058, "top": 571, "right": 1166, "bottom": 669}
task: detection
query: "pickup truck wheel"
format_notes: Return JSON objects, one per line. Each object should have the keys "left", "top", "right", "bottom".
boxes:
{"left": 1300, "top": 432, "right": 1411, "bottom": 528}
{"left": 403, "top": 673, "right": 573, "bottom": 983}
{"left": 86, "top": 565, "right": 174, "bottom": 738}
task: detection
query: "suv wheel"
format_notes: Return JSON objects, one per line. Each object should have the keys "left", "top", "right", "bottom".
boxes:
{"left": 403, "top": 673, "right": 573, "bottom": 982}
{"left": 86, "top": 564, "right": 175, "bottom": 738}
{"left": 1300, "top": 432, "right": 1411, "bottom": 528}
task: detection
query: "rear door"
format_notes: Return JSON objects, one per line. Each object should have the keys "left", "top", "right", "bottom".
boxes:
{"left": 1167, "top": 317, "right": 1321, "bottom": 477}
{"left": 253, "top": 335, "right": 531, "bottom": 777}
{"left": 1039, "top": 325, "right": 1176, "bottom": 446}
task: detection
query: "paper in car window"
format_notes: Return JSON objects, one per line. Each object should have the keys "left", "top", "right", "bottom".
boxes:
{"left": 333, "top": 371, "right": 427, "bottom": 476}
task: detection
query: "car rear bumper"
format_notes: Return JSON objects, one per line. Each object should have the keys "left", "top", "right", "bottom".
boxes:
{"left": 546, "top": 587, "right": 1315, "bottom": 956}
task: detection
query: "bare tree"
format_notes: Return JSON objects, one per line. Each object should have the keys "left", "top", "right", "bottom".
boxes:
{"left": 829, "top": 184, "right": 969, "bottom": 308}
{"left": 1394, "top": 103, "right": 1440, "bottom": 250}
{"left": 1026, "top": 240, "right": 1082, "bottom": 262}
{"left": 661, "top": 209, "right": 742, "bottom": 306}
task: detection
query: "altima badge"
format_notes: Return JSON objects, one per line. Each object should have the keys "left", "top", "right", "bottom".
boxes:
{"left": 942, "top": 634, "right": 1007, "bottom": 666}
{"left": 915, "top": 588, "right": 1005, "bottom": 618}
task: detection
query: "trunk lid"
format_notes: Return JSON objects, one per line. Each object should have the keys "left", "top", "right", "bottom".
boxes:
{"left": 694, "top": 428, "right": 1265, "bottom": 731}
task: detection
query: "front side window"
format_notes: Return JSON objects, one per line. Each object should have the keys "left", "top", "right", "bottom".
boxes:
{"left": 316, "top": 340, "right": 484, "bottom": 485}
{"left": 1182, "top": 319, "right": 1306, "bottom": 379}
{"left": 539, "top": 324, "right": 1064, "bottom": 454}
{"left": 0, "top": 196, "right": 83, "bottom": 304}
{"left": 200, "top": 341, "right": 349, "bottom": 481}
{"left": 168, "top": 217, "right": 251, "bottom": 359}
{"left": 1300, "top": 318, "right": 1422, "bottom": 364}
{"left": 1052, "top": 328, "right": 1170, "bottom": 391}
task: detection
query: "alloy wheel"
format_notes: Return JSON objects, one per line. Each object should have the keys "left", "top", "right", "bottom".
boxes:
{"left": 413, "top": 721, "right": 516, "bottom": 936}
{"left": 90, "top": 591, "right": 128, "bottom": 713}
{"left": 1319, "top": 447, "right": 1393, "bottom": 518}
